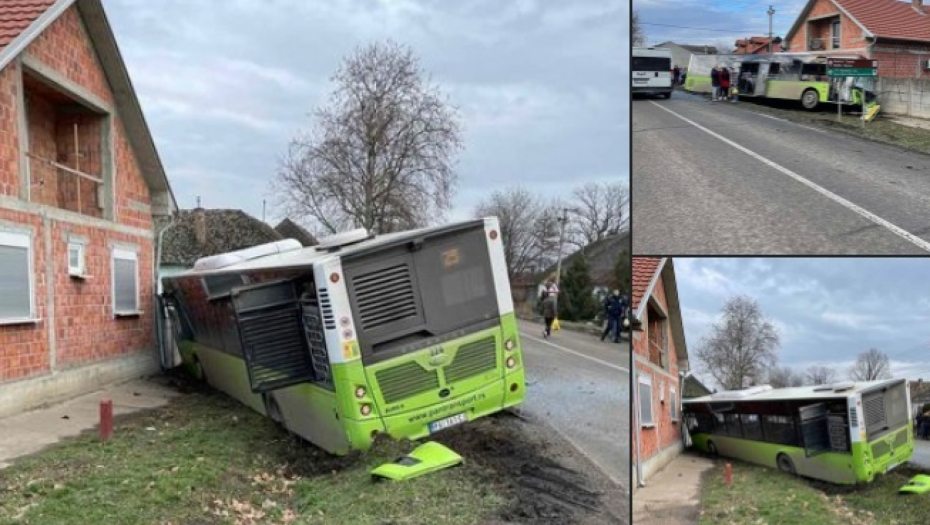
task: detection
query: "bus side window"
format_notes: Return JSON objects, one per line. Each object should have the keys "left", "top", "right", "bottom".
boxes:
{"left": 769, "top": 63, "right": 780, "bottom": 76}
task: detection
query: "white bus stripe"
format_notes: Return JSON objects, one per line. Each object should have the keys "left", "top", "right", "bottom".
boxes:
{"left": 649, "top": 101, "right": 930, "bottom": 253}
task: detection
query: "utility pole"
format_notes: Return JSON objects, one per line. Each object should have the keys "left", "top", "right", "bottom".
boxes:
{"left": 553, "top": 207, "right": 570, "bottom": 309}
{"left": 262, "top": 199, "right": 266, "bottom": 222}
{"left": 767, "top": 5, "right": 775, "bottom": 54}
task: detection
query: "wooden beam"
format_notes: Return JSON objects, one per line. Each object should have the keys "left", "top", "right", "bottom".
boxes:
{"left": 26, "top": 152, "right": 103, "bottom": 184}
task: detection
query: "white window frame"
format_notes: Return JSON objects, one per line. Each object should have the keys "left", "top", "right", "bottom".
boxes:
{"left": 670, "top": 386, "right": 679, "bottom": 422}
{"left": 112, "top": 247, "right": 140, "bottom": 316}
{"left": 639, "top": 373, "right": 655, "bottom": 428}
{"left": 67, "top": 240, "right": 85, "bottom": 277}
{"left": 0, "top": 231, "right": 36, "bottom": 324}
{"left": 831, "top": 19, "right": 840, "bottom": 49}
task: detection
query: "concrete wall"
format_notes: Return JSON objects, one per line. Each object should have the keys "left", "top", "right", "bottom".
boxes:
{"left": 0, "top": 6, "right": 158, "bottom": 411}
{"left": 876, "top": 77, "right": 930, "bottom": 119}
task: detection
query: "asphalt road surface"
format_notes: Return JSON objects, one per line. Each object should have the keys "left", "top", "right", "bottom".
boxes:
{"left": 633, "top": 92, "right": 930, "bottom": 255}
{"left": 517, "top": 320, "right": 630, "bottom": 487}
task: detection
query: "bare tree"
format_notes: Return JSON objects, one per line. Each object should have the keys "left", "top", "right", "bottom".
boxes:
{"left": 273, "top": 41, "right": 463, "bottom": 235}
{"left": 849, "top": 348, "right": 892, "bottom": 382}
{"left": 694, "top": 295, "right": 780, "bottom": 390}
{"left": 474, "top": 187, "right": 559, "bottom": 281}
{"left": 766, "top": 365, "right": 803, "bottom": 389}
{"left": 805, "top": 365, "right": 837, "bottom": 386}
{"left": 632, "top": 10, "right": 647, "bottom": 46}
{"left": 566, "top": 182, "right": 627, "bottom": 249}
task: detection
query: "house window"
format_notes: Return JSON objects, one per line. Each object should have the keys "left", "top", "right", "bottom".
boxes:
{"left": 0, "top": 231, "right": 34, "bottom": 322}
{"left": 202, "top": 273, "right": 249, "bottom": 301}
{"left": 670, "top": 386, "right": 679, "bottom": 421}
{"left": 112, "top": 248, "right": 139, "bottom": 316}
{"left": 639, "top": 374, "right": 654, "bottom": 427}
{"left": 647, "top": 302, "right": 669, "bottom": 370}
{"left": 831, "top": 20, "right": 840, "bottom": 49}
{"left": 67, "top": 241, "right": 85, "bottom": 277}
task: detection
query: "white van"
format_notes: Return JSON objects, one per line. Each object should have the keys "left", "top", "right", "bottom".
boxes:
{"left": 632, "top": 47, "right": 673, "bottom": 98}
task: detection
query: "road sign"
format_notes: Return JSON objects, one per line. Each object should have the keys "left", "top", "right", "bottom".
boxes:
{"left": 827, "top": 58, "right": 878, "bottom": 77}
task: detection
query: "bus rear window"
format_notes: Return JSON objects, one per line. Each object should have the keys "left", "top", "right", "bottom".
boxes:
{"left": 344, "top": 223, "right": 500, "bottom": 363}
{"left": 633, "top": 57, "right": 671, "bottom": 72}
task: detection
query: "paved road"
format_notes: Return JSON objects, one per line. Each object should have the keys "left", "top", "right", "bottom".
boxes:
{"left": 909, "top": 439, "right": 930, "bottom": 470}
{"left": 517, "top": 320, "right": 630, "bottom": 487}
{"left": 633, "top": 91, "right": 930, "bottom": 255}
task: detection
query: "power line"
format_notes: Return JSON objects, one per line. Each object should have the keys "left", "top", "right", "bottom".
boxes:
{"left": 640, "top": 22, "right": 764, "bottom": 33}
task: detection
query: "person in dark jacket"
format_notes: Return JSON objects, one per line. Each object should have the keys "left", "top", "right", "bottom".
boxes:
{"left": 719, "top": 67, "right": 731, "bottom": 101}
{"left": 600, "top": 290, "right": 625, "bottom": 343}
{"left": 541, "top": 292, "right": 558, "bottom": 339}
{"left": 710, "top": 66, "right": 720, "bottom": 101}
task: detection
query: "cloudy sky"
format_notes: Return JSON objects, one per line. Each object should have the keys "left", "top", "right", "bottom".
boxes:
{"left": 634, "top": 0, "right": 808, "bottom": 52}
{"left": 103, "top": 0, "right": 628, "bottom": 229}
{"left": 674, "top": 258, "right": 930, "bottom": 387}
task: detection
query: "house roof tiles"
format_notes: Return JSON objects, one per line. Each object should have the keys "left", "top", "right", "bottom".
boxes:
{"left": 632, "top": 257, "right": 662, "bottom": 312}
{"left": 837, "top": 0, "right": 930, "bottom": 42}
{"left": 0, "top": 0, "right": 55, "bottom": 50}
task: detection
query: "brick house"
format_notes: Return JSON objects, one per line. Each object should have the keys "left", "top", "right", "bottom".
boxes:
{"left": 0, "top": 0, "right": 175, "bottom": 417}
{"left": 785, "top": 0, "right": 930, "bottom": 78}
{"left": 631, "top": 257, "right": 689, "bottom": 488}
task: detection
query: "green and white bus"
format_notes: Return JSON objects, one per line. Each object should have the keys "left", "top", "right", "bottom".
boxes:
{"left": 158, "top": 218, "right": 525, "bottom": 455}
{"left": 684, "top": 52, "right": 879, "bottom": 115}
{"left": 682, "top": 379, "right": 913, "bottom": 485}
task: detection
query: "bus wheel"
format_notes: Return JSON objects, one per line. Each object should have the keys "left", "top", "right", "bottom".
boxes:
{"left": 662, "top": 92, "right": 672, "bottom": 99}
{"left": 777, "top": 453, "right": 797, "bottom": 475}
{"left": 263, "top": 394, "right": 285, "bottom": 426}
{"left": 193, "top": 357, "right": 208, "bottom": 385}
{"left": 707, "top": 440, "right": 719, "bottom": 457}
{"left": 801, "top": 89, "right": 819, "bottom": 110}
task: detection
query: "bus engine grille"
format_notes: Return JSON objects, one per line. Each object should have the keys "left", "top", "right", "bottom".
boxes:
{"left": 352, "top": 263, "right": 419, "bottom": 332}
{"left": 376, "top": 362, "right": 440, "bottom": 404}
{"left": 444, "top": 337, "right": 498, "bottom": 383}
{"left": 871, "top": 440, "right": 891, "bottom": 459}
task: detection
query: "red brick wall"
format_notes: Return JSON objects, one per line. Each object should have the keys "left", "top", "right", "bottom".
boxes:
{"left": 787, "top": 0, "right": 865, "bottom": 52}
{"left": 633, "top": 272, "right": 682, "bottom": 464}
{"left": 873, "top": 42, "right": 930, "bottom": 78}
{"left": 0, "top": 64, "right": 21, "bottom": 197}
{"left": 0, "top": 5, "right": 157, "bottom": 383}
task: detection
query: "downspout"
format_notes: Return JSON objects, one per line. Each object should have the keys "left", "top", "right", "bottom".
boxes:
{"left": 633, "top": 341, "right": 646, "bottom": 487}
{"left": 154, "top": 212, "right": 179, "bottom": 370}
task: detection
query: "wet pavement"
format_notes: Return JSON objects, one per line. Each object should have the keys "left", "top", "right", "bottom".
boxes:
{"left": 517, "top": 319, "right": 629, "bottom": 486}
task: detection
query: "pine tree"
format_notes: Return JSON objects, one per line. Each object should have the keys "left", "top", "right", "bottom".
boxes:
{"left": 559, "top": 256, "right": 598, "bottom": 321}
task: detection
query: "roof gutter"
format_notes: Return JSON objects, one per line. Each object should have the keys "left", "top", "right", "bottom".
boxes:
{"left": 155, "top": 213, "right": 179, "bottom": 295}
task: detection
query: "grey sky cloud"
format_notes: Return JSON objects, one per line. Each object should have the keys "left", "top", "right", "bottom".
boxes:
{"left": 674, "top": 258, "right": 930, "bottom": 387}
{"left": 104, "top": 0, "right": 628, "bottom": 227}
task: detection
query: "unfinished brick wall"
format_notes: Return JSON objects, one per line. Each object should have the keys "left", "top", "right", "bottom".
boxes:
{"left": 0, "top": 64, "right": 20, "bottom": 198}
{"left": 787, "top": 0, "right": 866, "bottom": 52}
{"left": 874, "top": 43, "right": 930, "bottom": 78}
{"left": 632, "top": 274, "right": 682, "bottom": 464}
{"left": 0, "top": 4, "right": 158, "bottom": 383}
{"left": 0, "top": 209, "right": 50, "bottom": 382}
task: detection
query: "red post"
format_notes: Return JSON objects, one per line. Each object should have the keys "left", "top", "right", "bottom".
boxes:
{"left": 725, "top": 462, "right": 732, "bottom": 487}
{"left": 100, "top": 399, "right": 113, "bottom": 443}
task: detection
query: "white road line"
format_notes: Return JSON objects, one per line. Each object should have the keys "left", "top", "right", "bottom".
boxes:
{"left": 755, "top": 112, "right": 826, "bottom": 133}
{"left": 520, "top": 332, "right": 630, "bottom": 373}
{"left": 649, "top": 101, "right": 930, "bottom": 253}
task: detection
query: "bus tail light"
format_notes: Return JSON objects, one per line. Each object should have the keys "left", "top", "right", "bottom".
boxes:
{"left": 360, "top": 404, "right": 372, "bottom": 416}
{"left": 504, "top": 339, "right": 515, "bottom": 351}
{"left": 355, "top": 386, "right": 366, "bottom": 399}
{"left": 506, "top": 357, "right": 516, "bottom": 369}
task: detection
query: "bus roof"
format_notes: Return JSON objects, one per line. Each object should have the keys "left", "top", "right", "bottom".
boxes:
{"left": 682, "top": 378, "right": 905, "bottom": 404}
{"left": 174, "top": 218, "right": 490, "bottom": 277}
{"left": 633, "top": 47, "right": 671, "bottom": 56}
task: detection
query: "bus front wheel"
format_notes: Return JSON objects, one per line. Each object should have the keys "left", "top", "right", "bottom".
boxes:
{"left": 707, "top": 440, "right": 719, "bottom": 457}
{"left": 777, "top": 453, "right": 797, "bottom": 475}
{"left": 801, "top": 89, "right": 819, "bottom": 110}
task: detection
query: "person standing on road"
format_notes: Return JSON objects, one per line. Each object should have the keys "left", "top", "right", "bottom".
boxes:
{"left": 541, "top": 291, "right": 557, "bottom": 339}
{"left": 719, "top": 66, "right": 731, "bottom": 102}
{"left": 600, "top": 290, "right": 624, "bottom": 343}
{"left": 673, "top": 65, "right": 680, "bottom": 87}
{"left": 710, "top": 66, "right": 720, "bottom": 101}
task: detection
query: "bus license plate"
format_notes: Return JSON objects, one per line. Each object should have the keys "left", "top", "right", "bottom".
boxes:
{"left": 428, "top": 413, "right": 467, "bottom": 433}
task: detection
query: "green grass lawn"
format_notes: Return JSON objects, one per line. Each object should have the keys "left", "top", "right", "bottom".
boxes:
{"left": 0, "top": 387, "right": 506, "bottom": 525}
{"left": 699, "top": 458, "right": 930, "bottom": 525}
